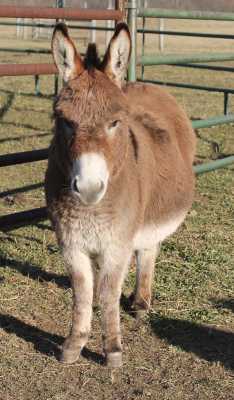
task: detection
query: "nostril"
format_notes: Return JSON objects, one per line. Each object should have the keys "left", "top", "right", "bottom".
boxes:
{"left": 94, "top": 180, "right": 104, "bottom": 194}
{"left": 99, "top": 180, "right": 105, "bottom": 192}
{"left": 72, "top": 179, "right": 80, "bottom": 193}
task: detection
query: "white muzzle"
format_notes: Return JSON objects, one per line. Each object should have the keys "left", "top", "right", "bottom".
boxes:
{"left": 71, "top": 152, "right": 109, "bottom": 205}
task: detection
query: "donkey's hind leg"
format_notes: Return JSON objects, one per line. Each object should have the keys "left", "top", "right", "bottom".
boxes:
{"left": 133, "top": 244, "right": 160, "bottom": 315}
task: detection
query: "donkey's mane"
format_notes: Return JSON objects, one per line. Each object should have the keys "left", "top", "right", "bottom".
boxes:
{"left": 84, "top": 43, "right": 101, "bottom": 71}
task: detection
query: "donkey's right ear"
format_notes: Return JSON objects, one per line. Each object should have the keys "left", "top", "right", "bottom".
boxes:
{"left": 52, "top": 23, "right": 84, "bottom": 82}
{"left": 102, "top": 23, "right": 131, "bottom": 88}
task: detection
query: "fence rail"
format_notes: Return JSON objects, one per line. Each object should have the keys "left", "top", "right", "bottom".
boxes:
{"left": 138, "top": 8, "right": 234, "bottom": 21}
{"left": 0, "top": 6, "right": 122, "bottom": 21}
{"left": 138, "top": 29, "right": 234, "bottom": 40}
{"left": 0, "top": 149, "right": 49, "bottom": 168}
{"left": 0, "top": 63, "right": 56, "bottom": 76}
{"left": 193, "top": 156, "right": 234, "bottom": 174}
{"left": 139, "top": 53, "right": 234, "bottom": 66}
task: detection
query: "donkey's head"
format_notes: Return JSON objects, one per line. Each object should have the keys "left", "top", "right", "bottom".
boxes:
{"left": 52, "top": 22, "right": 131, "bottom": 206}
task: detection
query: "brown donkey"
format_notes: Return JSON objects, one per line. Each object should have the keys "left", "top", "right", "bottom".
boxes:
{"left": 45, "top": 22, "right": 196, "bottom": 368}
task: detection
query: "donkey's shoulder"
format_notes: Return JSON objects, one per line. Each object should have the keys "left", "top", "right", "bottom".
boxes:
{"left": 124, "top": 82, "right": 177, "bottom": 146}
{"left": 125, "top": 81, "right": 195, "bottom": 141}
{"left": 123, "top": 81, "right": 179, "bottom": 108}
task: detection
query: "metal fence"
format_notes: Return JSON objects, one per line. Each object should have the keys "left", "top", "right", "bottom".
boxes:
{"left": 127, "top": 1, "right": 234, "bottom": 172}
{"left": 137, "top": 6, "right": 234, "bottom": 115}
{"left": 0, "top": 1, "right": 234, "bottom": 230}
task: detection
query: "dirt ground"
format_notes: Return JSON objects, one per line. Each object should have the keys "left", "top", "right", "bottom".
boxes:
{"left": 0, "top": 17, "right": 234, "bottom": 400}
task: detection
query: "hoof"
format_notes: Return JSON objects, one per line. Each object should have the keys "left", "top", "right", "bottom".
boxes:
{"left": 106, "top": 352, "right": 122, "bottom": 368}
{"left": 129, "top": 293, "right": 150, "bottom": 317}
{"left": 135, "top": 308, "right": 149, "bottom": 321}
{"left": 60, "top": 347, "right": 81, "bottom": 364}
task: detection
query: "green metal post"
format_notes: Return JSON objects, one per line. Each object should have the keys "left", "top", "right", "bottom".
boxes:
{"left": 127, "top": 0, "right": 137, "bottom": 82}
{"left": 34, "top": 74, "right": 40, "bottom": 96}
{"left": 194, "top": 156, "right": 234, "bottom": 174}
{"left": 141, "top": 0, "right": 147, "bottom": 80}
{"left": 56, "top": 0, "right": 64, "bottom": 8}
{"left": 224, "top": 92, "right": 229, "bottom": 115}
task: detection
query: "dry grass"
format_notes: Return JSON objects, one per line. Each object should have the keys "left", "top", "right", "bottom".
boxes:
{"left": 0, "top": 18, "right": 234, "bottom": 400}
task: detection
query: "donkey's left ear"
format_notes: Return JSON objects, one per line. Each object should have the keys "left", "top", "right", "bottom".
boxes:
{"left": 52, "top": 22, "right": 84, "bottom": 82}
{"left": 102, "top": 23, "right": 131, "bottom": 88}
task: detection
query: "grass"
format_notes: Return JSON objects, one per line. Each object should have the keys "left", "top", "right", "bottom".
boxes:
{"left": 0, "top": 19, "right": 234, "bottom": 400}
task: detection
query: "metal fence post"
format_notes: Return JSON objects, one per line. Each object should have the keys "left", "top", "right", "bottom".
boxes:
{"left": 106, "top": 0, "right": 114, "bottom": 47}
{"left": 56, "top": 0, "right": 64, "bottom": 8}
{"left": 54, "top": 0, "right": 64, "bottom": 96}
{"left": 34, "top": 74, "right": 40, "bottom": 96}
{"left": 159, "top": 18, "right": 164, "bottom": 51}
{"left": 127, "top": 0, "right": 137, "bottom": 82}
{"left": 224, "top": 92, "right": 229, "bottom": 114}
{"left": 91, "top": 19, "right": 96, "bottom": 42}
{"left": 141, "top": 0, "right": 147, "bottom": 80}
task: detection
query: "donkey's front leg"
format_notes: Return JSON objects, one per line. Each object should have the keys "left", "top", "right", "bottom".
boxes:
{"left": 98, "top": 250, "right": 132, "bottom": 368}
{"left": 61, "top": 248, "right": 93, "bottom": 364}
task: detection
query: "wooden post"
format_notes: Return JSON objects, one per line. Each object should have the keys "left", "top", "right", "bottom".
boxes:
{"left": 16, "top": 18, "right": 22, "bottom": 38}
{"left": 159, "top": 18, "right": 164, "bottom": 51}
{"left": 32, "top": 19, "right": 39, "bottom": 39}
{"left": 23, "top": 18, "right": 28, "bottom": 39}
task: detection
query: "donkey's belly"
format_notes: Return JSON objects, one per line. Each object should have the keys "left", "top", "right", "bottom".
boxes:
{"left": 133, "top": 212, "right": 186, "bottom": 250}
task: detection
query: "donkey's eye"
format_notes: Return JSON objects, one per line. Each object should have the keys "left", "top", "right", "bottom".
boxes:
{"left": 107, "top": 120, "right": 121, "bottom": 133}
{"left": 110, "top": 120, "right": 120, "bottom": 128}
{"left": 106, "top": 119, "right": 121, "bottom": 136}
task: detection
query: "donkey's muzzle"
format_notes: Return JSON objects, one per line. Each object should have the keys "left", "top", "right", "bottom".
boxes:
{"left": 72, "top": 178, "right": 105, "bottom": 205}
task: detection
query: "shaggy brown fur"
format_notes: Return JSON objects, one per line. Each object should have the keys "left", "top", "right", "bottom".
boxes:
{"left": 45, "top": 22, "right": 196, "bottom": 368}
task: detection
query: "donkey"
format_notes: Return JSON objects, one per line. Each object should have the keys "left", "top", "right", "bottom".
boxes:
{"left": 45, "top": 22, "right": 196, "bottom": 368}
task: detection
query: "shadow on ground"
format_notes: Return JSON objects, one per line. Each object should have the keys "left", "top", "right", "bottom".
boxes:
{"left": 0, "top": 132, "right": 51, "bottom": 144}
{"left": 0, "top": 313, "right": 104, "bottom": 364}
{"left": 0, "top": 88, "right": 53, "bottom": 100}
{"left": 0, "top": 92, "right": 15, "bottom": 119}
{"left": 0, "top": 253, "right": 69, "bottom": 289}
{"left": 150, "top": 314, "right": 234, "bottom": 371}
{"left": 211, "top": 298, "right": 234, "bottom": 313}
{"left": 1, "top": 120, "right": 50, "bottom": 132}
{"left": 0, "top": 182, "right": 44, "bottom": 199}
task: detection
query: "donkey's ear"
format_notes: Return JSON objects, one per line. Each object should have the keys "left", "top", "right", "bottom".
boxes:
{"left": 102, "top": 23, "right": 131, "bottom": 88}
{"left": 52, "top": 23, "right": 84, "bottom": 82}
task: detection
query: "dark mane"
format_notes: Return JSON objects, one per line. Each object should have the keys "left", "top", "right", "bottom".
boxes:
{"left": 84, "top": 43, "right": 101, "bottom": 70}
